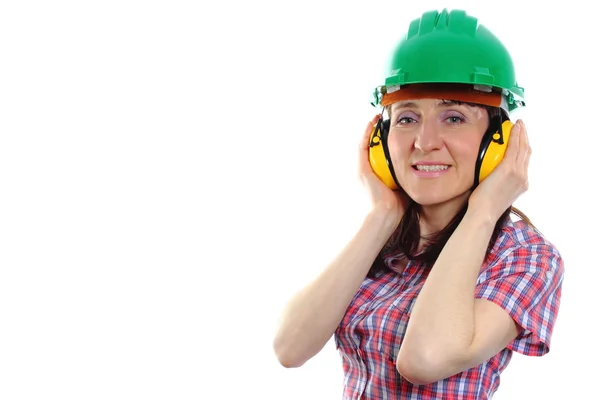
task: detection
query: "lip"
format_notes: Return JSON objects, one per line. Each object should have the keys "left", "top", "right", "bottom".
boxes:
{"left": 412, "top": 161, "right": 451, "bottom": 165}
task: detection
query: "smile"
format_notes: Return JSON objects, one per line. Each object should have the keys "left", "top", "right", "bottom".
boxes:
{"left": 411, "top": 164, "right": 451, "bottom": 178}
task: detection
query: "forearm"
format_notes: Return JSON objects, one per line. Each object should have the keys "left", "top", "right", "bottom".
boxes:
{"left": 398, "top": 210, "right": 495, "bottom": 372}
{"left": 274, "top": 209, "right": 397, "bottom": 367}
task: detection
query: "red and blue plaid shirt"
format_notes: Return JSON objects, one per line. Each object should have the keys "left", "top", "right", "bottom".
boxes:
{"left": 335, "top": 219, "right": 564, "bottom": 399}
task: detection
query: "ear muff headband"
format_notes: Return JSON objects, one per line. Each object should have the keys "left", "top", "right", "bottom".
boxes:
{"left": 368, "top": 118, "right": 401, "bottom": 190}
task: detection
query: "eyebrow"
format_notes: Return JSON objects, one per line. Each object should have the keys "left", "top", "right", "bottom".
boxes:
{"left": 391, "top": 101, "right": 418, "bottom": 112}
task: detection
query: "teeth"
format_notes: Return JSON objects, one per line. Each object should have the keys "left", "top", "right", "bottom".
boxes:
{"left": 415, "top": 165, "right": 449, "bottom": 171}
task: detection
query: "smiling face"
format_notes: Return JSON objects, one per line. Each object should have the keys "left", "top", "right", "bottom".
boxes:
{"left": 387, "top": 98, "right": 490, "bottom": 207}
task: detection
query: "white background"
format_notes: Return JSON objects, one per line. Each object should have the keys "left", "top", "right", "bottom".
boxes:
{"left": 0, "top": 0, "right": 595, "bottom": 399}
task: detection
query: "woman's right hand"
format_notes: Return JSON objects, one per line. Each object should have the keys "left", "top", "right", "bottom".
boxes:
{"left": 358, "top": 114, "right": 410, "bottom": 228}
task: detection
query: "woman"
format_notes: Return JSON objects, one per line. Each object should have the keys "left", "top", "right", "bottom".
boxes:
{"left": 273, "top": 8, "right": 564, "bottom": 399}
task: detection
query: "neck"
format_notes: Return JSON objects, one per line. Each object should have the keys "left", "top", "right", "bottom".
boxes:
{"left": 418, "top": 191, "right": 471, "bottom": 238}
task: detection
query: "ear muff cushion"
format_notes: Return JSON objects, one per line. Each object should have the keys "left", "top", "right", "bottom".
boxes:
{"left": 475, "top": 117, "right": 514, "bottom": 185}
{"left": 369, "top": 119, "right": 400, "bottom": 190}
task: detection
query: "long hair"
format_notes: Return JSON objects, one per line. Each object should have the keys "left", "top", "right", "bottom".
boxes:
{"left": 367, "top": 104, "right": 536, "bottom": 278}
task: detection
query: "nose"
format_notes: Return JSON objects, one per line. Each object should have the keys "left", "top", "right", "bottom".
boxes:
{"left": 414, "top": 120, "right": 443, "bottom": 153}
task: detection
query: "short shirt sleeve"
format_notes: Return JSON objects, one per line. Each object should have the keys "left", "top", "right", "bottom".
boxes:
{"left": 474, "top": 242, "right": 564, "bottom": 356}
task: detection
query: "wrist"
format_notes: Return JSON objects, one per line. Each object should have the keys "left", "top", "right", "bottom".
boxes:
{"left": 364, "top": 207, "right": 400, "bottom": 238}
{"left": 463, "top": 206, "right": 497, "bottom": 231}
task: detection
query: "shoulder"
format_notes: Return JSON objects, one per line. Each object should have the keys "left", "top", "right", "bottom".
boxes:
{"left": 488, "top": 217, "right": 563, "bottom": 269}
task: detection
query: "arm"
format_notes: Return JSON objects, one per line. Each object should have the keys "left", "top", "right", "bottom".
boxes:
{"left": 396, "top": 210, "right": 519, "bottom": 384}
{"left": 274, "top": 114, "right": 408, "bottom": 368}
{"left": 273, "top": 209, "right": 397, "bottom": 368}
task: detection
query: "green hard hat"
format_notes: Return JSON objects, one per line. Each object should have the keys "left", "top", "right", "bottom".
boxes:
{"left": 372, "top": 9, "right": 525, "bottom": 113}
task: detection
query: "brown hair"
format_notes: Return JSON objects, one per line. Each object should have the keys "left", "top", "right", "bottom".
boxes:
{"left": 367, "top": 103, "right": 536, "bottom": 277}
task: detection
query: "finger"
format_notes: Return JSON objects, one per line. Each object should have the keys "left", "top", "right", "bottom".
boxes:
{"left": 522, "top": 123, "right": 531, "bottom": 175}
{"left": 358, "top": 115, "right": 381, "bottom": 172}
{"left": 360, "top": 114, "right": 381, "bottom": 148}
{"left": 516, "top": 120, "right": 531, "bottom": 170}
{"left": 504, "top": 119, "right": 522, "bottom": 162}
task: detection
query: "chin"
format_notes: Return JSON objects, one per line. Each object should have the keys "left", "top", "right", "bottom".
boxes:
{"left": 410, "top": 194, "right": 454, "bottom": 206}
{"left": 406, "top": 188, "right": 472, "bottom": 207}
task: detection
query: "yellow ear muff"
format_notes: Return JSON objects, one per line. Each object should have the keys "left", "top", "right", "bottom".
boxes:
{"left": 478, "top": 120, "right": 514, "bottom": 182}
{"left": 368, "top": 119, "right": 399, "bottom": 190}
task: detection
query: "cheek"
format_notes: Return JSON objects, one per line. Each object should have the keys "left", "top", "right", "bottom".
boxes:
{"left": 387, "top": 141, "right": 410, "bottom": 174}
{"left": 387, "top": 136, "right": 411, "bottom": 163}
{"left": 450, "top": 137, "right": 482, "bottom": 167}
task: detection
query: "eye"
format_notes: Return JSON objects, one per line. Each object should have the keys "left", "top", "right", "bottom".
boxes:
{"left": 394, "top": 112, "right": 419, "bottom": 125}
{"left": 398, "top": 117, "right": 417, "bottom": 124}
{"left": 444, "top": 115, "right": 465, "bottom": 124}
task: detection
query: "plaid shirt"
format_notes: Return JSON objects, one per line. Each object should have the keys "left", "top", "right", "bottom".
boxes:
{"left": 334, "top": 219, "right": 564, "bottom": 399}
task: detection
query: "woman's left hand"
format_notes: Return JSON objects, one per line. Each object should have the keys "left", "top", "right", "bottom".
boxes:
{"left": 468, "top": 120, "right": 531, "bottom": 222}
